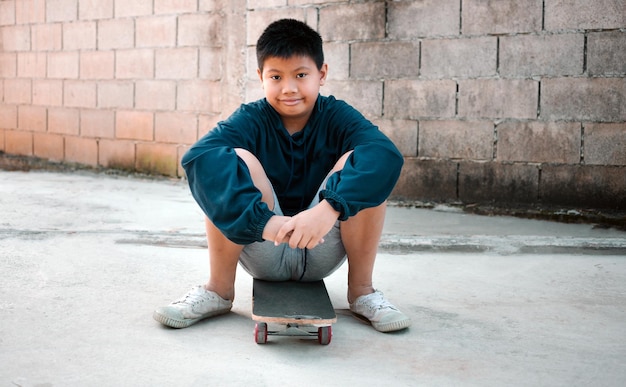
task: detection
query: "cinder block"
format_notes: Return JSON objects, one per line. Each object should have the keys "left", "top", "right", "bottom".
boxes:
{"left": 587, "top": 31, "right": 626, "bottom": 76}
{"left": 115, "top": 0, "right": 153, "bottom": 17}
{"left": 155, "top": 48, "right": 198, "bottom": 79}
{"left": 321, "top": 80, "right": 383, "bottom": 118}
{"left": 16, "top": 0, "right": 46, "bottom": 24}
{"left": 99, "top": 138, "right": 136, "bottom": 169}
{"left": 421, "top": 37, "right": 496, "bottom": 78}
{"left": 385, "top": 80, "right": 456, "bottom": 119}
{"left": 584, "top": 123, "right": 626, "bottom": 166}
{"left": 373, "top": 119, "right": 418, "bottom": 157}
{"left": 98, "top": 18, "right": 134, "bottom": 50}
{"left": 1, "top": 25, "right": 30, "bottom": 51}
{"left": 0, "top": 53, "right": 16, "bottom": 77}
{"left": 541, "top": 77, "right": 626, "bottom": 121}
{"left": 0, "top": 105, "right": 17, "bottom": 129}
{"left": 31, "top": 24, "right": 62, "bottom": 51}
{"left": 459, "top": 161, "right": 539, "bottom": 204}
{"left": 419, "top": 120, "right": 494, "bottom": 160}
{"left": 46, "top": 0, "right": 78, "bottom": 23}
{"left": 391, "top": 158, "right": 458, "bottom": 201}
{"left": 18, "top": 106, "right": 47, "bottom": 132}
{"left": 497, "top": 121, "right": 581, "bottom": 164}
{"left": 33, "top": 133, "right": 64, "bottom": 161}
{"left": 136, "top": 16, "right": 177, "bottom": 48}
{"left": 0, "top": 1, "right": 15, "bottom": 25}
{"left": 81, "top": 109, "right": 115, "bottom": 138}
{"left": 116, "top": 49, "right": 154, "bottom": 79}
{"left": 246, "top": 9, "right": 307, "bottom": 46}
{"left": 155, "top": 112, "right": 198, "bottom": 144}
{"left": 97, "top": 81, "right": 134, "bottom": 109}
{"left": 136, "top": 142, "right": 179, "bottom": 176}
{"left": 79, "top": 0, "right": 114, "bottom": 20}
{"left": 33, "top": 80, "right": 63, "bottom": 106}
{"left": 323, "top": 42, "right": 349, "bottom": 81}
{"left": 47, "top": 51, "right": 79, "bottom": 79}
{"left": 319, "top": 2, "right": 385, "bottom": 42}
{"left": 5, "top": 130, "right": 33, "bottom": 156}
{"left": 458, "top": 79, "right": 538, "bottom": 119}
{"left": 17, "top": 52, "right": 47, "bottom": 78}
{"left": 199, "top": 47, "right": 223, "bottom": 81}
{"left": 155, "top": 0, "right": 197, "bottom": 14}
{"left": 247, "top": 0, "right": 288, "bottom": 8}
{"left": 48, "top": 108, "right": 80, "bottom": 135}
{"left": 80, "top": 51, "right": 114, "bottom": 79}
{"left": 177, "top": 144, "right": 191, "bottom": 177}
{"left": 135, "top": 80, "right": 176, "bottom": 111}
{"left": 545, "top": 0, "right": 625, "bottom": 30}
{"left": 540, "top": 165, "right": 626, "bottom": 209}
{"left": 499, "top": 33, "right": 584, "bottom": 77}
{"left": 177, "top": 80, "right": 221, "bottom": 113}
{"left": 388, "top": 0, "right": 459, "bottom": 39}
{"left": 46, "top": 0, "right": 78, "bottom": 22}
{"left": 351, "top": 42, "right": 420, "bottom": 79}
{"left": 198, "top": 113, "right": 220, "bottom": 137}
{"left": 63, "top": 21, "right": 96, "bottom": 50}
{"left": 4, "top": 79, "right": 32, "bottom": 104}
{"left": 178, "top": 13, "right": 222, "bottom": 47}
{"left": 64, "top": 81, "right": 97, "bottom": 108}
{"left": 463, "top": 0, "right": 542, "bottom": 34}
{"left": 65, "top": 136, "right": 98, "bottom": 166}
{"left": 116, "top": 110, "right": 154, "bottom": 141}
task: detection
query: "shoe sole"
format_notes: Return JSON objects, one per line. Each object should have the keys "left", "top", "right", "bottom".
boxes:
{"left": 372, "top": 317, "right": 411, "bottom": 333}
{"left": 351, "top": 312, "right": 411, "bottom": 333}
{"left": 152, "top": 309, "right": 231, "bottom": 329}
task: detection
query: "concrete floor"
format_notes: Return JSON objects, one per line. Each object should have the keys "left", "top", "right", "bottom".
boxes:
{"left": 1, "top": 170, "right": 625, "bottom": 386}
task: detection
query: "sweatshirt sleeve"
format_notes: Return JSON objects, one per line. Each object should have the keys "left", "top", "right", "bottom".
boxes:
{"left": 319, "top": 101, "right": 404, "bottom": 220}
{"left": 181, "top": 112, "right": 274, "bottom": 245}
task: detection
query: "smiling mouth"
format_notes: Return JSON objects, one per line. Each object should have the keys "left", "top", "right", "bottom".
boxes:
{"left": 281, "top": 98, "right": 302, "bottom": 106}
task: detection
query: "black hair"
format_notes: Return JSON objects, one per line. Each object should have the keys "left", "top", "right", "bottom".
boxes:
{"left": 256, "top": 19, "right": 324, "bottom": 71}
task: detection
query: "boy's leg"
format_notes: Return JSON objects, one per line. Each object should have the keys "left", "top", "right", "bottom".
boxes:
{"left": 153, "top": 148, "right": 273, "bottom": 328}
{"left": 331, "top": 152, "right": 411, "bottom": 332}
{"left": 203, "top": 148, "right": 275, "bottom": 301}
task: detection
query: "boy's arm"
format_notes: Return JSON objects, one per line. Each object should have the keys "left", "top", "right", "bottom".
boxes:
{"left": 182, "top": 129, "right": 274, "bottom": 246}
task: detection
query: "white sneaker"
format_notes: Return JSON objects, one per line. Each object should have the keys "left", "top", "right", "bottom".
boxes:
{"left": 350, "top": 290, "right": 411, "bottom": 332}
{"left": 153, "top": 286, "right": 232, "bottom": 328}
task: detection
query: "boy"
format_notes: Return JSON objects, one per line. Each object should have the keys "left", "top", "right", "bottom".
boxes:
{"left": 153, "top": 19, "right": 411, "bottom": 333}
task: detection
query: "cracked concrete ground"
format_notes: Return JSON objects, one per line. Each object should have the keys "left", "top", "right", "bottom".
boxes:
{"left": 1, "top": 170, "right": 625, "bottom": 386}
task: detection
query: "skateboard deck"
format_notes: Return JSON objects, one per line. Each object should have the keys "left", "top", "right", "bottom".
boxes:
{"left": 252, "top": 279, "right": 337, "bottom": 345}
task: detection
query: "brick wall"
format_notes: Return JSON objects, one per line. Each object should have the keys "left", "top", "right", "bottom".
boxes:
{"left": 1, "top": 0, "right": 625, "bottom": 209}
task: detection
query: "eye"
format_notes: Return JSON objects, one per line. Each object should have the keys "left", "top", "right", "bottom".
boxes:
{"left": 269, "top": 75, "right": 281, "bottom": 80}
{"left": 296, "top": 73, "right": 308, "bottom": 79}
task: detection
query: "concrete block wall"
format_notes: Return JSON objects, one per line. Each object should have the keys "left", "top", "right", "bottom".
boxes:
{"left": 1, "top": 0, "right": 625, "bottom": 209}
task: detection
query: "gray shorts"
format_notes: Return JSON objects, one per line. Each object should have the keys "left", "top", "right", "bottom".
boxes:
{"left": 239, "top": 183, "right": 347, "bottom": 282}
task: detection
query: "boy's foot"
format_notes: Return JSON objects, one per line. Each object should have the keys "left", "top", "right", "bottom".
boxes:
{"left": 153, "top": 286, "right": 232, "bottom": 328}
{"left": 349, "top": 290, "right": 411, "bottom": 332}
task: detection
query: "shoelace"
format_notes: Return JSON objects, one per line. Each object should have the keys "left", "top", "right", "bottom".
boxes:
{"left": 173, "top": 287, "right": 210, "bottom": 306}
{"left": 361, "top": 292, "right": 398, "bottom": 312}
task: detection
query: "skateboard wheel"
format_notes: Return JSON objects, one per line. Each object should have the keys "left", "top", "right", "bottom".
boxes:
{"left": 255, "top": 322, "right": 268, "bottom": 344}
{"left": 318, "top": 326, "right": 332, "bottom": 345}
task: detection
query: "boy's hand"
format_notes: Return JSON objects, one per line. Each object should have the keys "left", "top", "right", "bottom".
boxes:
{"left": 273, "top": 200, "right": 340, "bottom": 250}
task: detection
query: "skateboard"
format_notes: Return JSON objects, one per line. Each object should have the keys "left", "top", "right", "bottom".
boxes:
{"left": 252, "top": 279, "right": 337, "bottom": 345}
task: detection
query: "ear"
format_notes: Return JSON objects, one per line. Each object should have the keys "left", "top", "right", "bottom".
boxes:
{"left": 257, "top": 68, "right": 263, "bottom": 86}
{"left": 319, "top": 63, "right": 328, "bottom": 86}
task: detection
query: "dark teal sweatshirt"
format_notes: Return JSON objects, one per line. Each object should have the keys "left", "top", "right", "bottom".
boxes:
{"left": 182, "top": 95, "right": 403, "bottom": 245}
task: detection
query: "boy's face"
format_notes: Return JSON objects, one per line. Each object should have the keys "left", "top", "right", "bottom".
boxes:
{"left": 258, "top": 55, "right": 327, "bottom": 133}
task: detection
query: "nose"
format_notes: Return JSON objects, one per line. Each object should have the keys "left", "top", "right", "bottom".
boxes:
{"left": 282, "top": 78, "right": 297, "bottom": 94}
